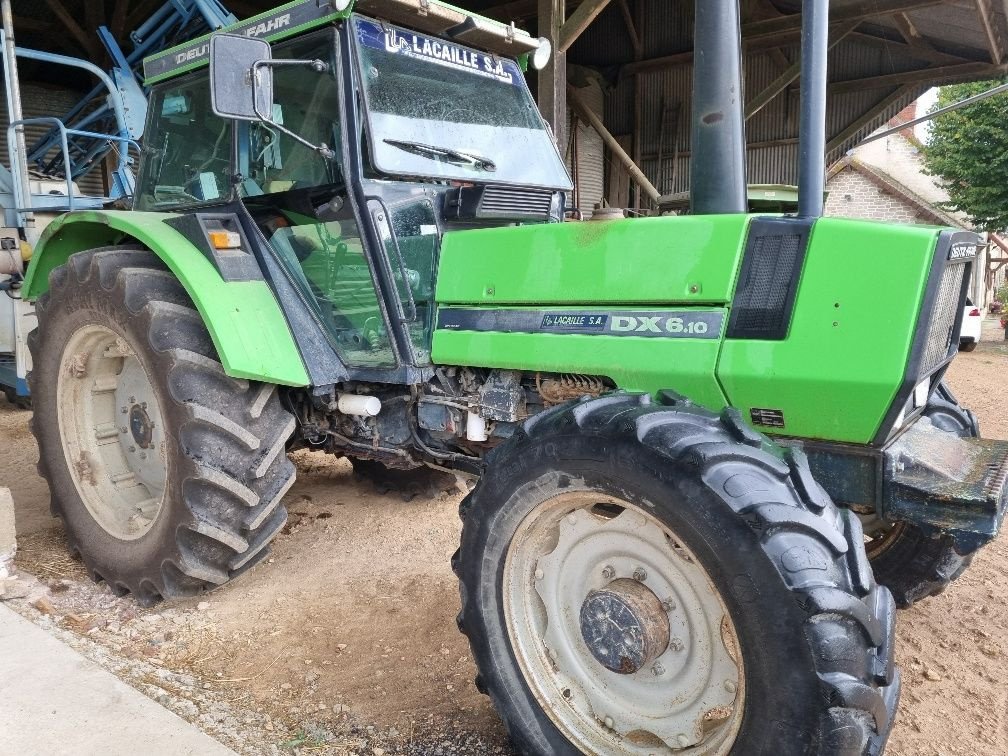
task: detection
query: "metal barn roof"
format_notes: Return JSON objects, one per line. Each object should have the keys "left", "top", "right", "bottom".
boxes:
{"left": 11, "top": 0, "right": 1008, "bottom": 194}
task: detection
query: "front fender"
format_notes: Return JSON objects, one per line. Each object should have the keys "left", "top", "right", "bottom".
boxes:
{"left": 23, "top": 210, "right": 309, "bottom": 387}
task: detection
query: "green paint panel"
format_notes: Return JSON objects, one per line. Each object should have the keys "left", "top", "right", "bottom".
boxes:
{"left": 432, "top": 307, "right": 730, "bottom": 410}
{"left": 717, "top": 217, "right": 938, "bottom": 443}
{"left": 435, "top": 215, "right": 752, "bottom": 305}
{"left": 24, "top": 211, "right": 310, "bottom": 387}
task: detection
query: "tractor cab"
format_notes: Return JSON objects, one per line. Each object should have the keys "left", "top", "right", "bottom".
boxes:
{"left": 134, "top": 2, "right": 570, "bottom": 383}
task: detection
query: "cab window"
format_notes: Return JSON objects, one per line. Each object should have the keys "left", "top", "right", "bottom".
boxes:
{"left": 134, "top": 73, "right": 232, "bottom": 210}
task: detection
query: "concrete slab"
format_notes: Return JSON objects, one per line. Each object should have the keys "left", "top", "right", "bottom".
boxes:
{"left": 0, "top": 605, "right": 236, "bottom": 755}
{"left": 0, "top": 486, "right": 14, "bottom": 563}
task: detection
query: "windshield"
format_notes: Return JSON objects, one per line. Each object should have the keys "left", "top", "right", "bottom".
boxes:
{"left": 352, "top": 15, "right": 572, "bottom": 190}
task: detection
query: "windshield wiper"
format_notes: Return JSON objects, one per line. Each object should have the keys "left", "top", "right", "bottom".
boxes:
{"left": 383, "top": 139, "right": 496, "bottom": 172}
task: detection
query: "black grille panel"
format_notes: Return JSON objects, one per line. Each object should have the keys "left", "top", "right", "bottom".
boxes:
{"left": 443, "top": 185, "right": 553, "bottom": 221}
{"left": 479, "top": 186, "right": 553, "bottom": 219}
{"left": 727, "top": 217, "right": 814, "bottom": 340}
{"left": 921, "top": 260, "right": 968, "bottom": 373}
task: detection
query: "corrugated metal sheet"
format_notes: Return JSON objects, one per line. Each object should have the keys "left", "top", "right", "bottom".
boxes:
{"left": 565, "top": 74, "right": 606, "bottom": 217}
{"left": 0, "top": 83, "right": 105, "bottom": 197}
{"left": 575, "top": 0, "right": 1006, "bottom": 202}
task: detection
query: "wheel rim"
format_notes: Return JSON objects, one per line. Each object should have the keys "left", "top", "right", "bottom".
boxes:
{"left": 858, "top": 512, "right": 907, "bottom": 560}
{"left": 503, "top": 492, "right": 745, "bottom": 754}
{"left": 56, "top": 324, "right": 167, "bottom": 540}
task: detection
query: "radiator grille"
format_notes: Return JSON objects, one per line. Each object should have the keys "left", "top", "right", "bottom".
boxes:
{"left": 730, "top": 234, "right": 801, "bottom": 334}
{"left": 726, "top": 217, "right": 814, "bottom": 341}
{"left": 479, "top": 186, "right": 553, "bottom": 220}
{"left": 921, "top": 261, "right": 968, "bottom": 373}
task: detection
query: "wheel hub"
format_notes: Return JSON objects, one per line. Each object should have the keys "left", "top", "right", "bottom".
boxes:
{"left": 504, "top": 488, "right": 745, "bottom": 754}
{"left": 579, "top": 578, "right": 670, "bottom": 674}
{"left": 129, "top": 403, "right": 154, "bottom": 448}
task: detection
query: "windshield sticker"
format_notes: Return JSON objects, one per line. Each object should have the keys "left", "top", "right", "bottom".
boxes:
{"left": 355, "top": 17, "right": 521, "bottom": 86}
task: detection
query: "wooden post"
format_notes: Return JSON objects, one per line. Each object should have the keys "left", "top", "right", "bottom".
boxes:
{"left": 538, "top": 0, "right": 567, "bottom": 152}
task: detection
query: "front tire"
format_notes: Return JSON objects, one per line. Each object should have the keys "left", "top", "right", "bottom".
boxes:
{"left": 29, "top": 248, "right": 296, "bottom": 604}
{"left": 455, "top": 394, "right": 898, "bottom": 755}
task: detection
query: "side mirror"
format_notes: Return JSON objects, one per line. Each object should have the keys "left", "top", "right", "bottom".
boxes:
{"left": 209, "top": 33, "right": 274, "bottom": 121}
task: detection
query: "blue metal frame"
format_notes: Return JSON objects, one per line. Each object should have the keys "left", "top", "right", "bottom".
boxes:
{"left": 25, "top": 0, "right": 236, "bottom": 190}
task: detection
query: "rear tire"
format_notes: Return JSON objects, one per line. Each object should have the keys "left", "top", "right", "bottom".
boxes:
{"left": 863, "top": 381, "right": 975, "bottom": 608}
{"left": 29, "top": 248, "right": 296, "bottom": 604}
{"left": 455, "top": 393, "right": 898, "bottom": 755}
{"left": 958, "top": 340, "right": 977, "bottom": 352}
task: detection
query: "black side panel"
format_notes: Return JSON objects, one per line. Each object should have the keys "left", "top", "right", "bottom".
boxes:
{"left": 726, "top": 216, "right": 814, "bottom": 341}
{"left": 229, "top": 201, "right": 350, "bottom": 388}
{"left": 164, "top": 213, "right": 264, "bottom": 282}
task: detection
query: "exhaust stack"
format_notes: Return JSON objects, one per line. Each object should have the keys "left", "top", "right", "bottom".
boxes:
{"left": 797, "top": 0, "right": 830, "bottom": 218}
{"left": 689, "top": 0, "right": 747, "bottom": 215}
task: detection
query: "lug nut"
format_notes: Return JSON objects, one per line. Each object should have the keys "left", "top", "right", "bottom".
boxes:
{"left": 651, "top": 663, "right": 665, "bottom": 676}
{"left": 661, "top": 598, "right": 676, "bottom": 612}
{"left": 633, "top": 567, "right": 647, "bottom": 582}
{"left": 601, "top": 565, "right": 615, "bottom": 580}
{"left": 669, "top": 637, "right": 684, "bottom": 652}
{"left": 534, "top": 568, "right": 544, "bottom": 580}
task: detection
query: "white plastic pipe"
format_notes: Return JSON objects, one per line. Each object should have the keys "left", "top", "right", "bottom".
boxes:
{"left": 336, "top": 393, "right": 381, "bottom": 417}
{"left": 466, "top": 412, "right": 488, "bottom": 442}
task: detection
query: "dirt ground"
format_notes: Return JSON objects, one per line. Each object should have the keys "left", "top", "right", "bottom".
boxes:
{"left": 3, "top": 323, "right": 1008, "bottom": 754}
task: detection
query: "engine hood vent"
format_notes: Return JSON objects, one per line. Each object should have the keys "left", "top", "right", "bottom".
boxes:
{"left": 443, "top": 185, "right": 554, "bottom": 222}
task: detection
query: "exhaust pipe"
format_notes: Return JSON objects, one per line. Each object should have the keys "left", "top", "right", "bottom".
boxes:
{"left": 797, "top": 0, "right": 830, "bottom": 218}
{"left": 690, "top": 0, "right": 747, "bottom": 215}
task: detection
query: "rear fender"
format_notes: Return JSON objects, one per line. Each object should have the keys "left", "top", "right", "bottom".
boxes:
{"left": 22, "top": 210, "right": 309, "bottom": 387}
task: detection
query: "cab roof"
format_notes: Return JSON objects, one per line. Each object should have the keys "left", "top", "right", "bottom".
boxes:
{"left": 142, "top": 0, "right": 540, "bottom": 85}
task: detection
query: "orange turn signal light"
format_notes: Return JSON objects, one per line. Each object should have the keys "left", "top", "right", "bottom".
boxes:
{"left": 208, "top": 230, "right": 242, "bottom": 249}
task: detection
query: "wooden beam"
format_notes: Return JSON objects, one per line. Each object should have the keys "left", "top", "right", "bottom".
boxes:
{"left": 10, "top": 16, "right": 55, "bottom": 34}
{"left": 110, "top": 0, "right": 131, "bottom": 40}
{"left": 42, "top": 0, "right": 101, "bottom": 59}
{"left": 975, "top": 0, "right": 1002, "bottom": 65}
{"left": 568, "top": 83, "right": 660, "bottom": 203}
{"left": 486, "top": 0, "right": 585, "bottom": 23}
{"left": 538, "top": 0, "right": 567, "bottom": 152}
{"left": 847, "top": 29, "right": 970, "bottom": 66}
{"left": 745, "top": 20, "right": 860, "bottom": 120}
{"left": 744, "top": 0, "right": 944, "bottom": 42}
{"left": 829, "top": 61, "right": 1006, "bottom": 93}
{"left": 558, "top": 0, "right": 610, "bottom": 53}
{"left": 125, "top": 0, "right": 162, "bottom": 35}
{"left": 892, "top": 11, "right": 933, "bottom": 50}
{"left": 617, "top": 0, "right": 641, "bottom": 59}
{"left": 826, "top": 85, "right": 916, "bottom": 153}
{"left": 84, "top": 0, "right": 103, "bottom": 45}
{"left": 623, "top": 6, "right": 971, "bottom": 77}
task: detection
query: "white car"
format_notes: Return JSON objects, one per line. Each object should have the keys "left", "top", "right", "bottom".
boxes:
{"left": 959, "top": 298, "right": 982, "bottom": 352}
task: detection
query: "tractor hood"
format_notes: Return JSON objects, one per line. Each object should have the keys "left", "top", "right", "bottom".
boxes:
{"left": 435, "top": 215, "right": 752, "bottom": 307}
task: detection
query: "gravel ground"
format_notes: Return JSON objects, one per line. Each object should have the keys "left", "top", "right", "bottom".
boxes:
{"left": 2, "top": 323, "right": 1008, "bottom": 755}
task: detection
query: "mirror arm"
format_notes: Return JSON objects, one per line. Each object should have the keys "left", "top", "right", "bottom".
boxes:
{"left": 251, "top": 59, "right": 336, "bottom": 160}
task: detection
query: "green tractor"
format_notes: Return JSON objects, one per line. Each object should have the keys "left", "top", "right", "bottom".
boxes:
{"left": 19, "top": 0, "right": 1008, "bottom": 752}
